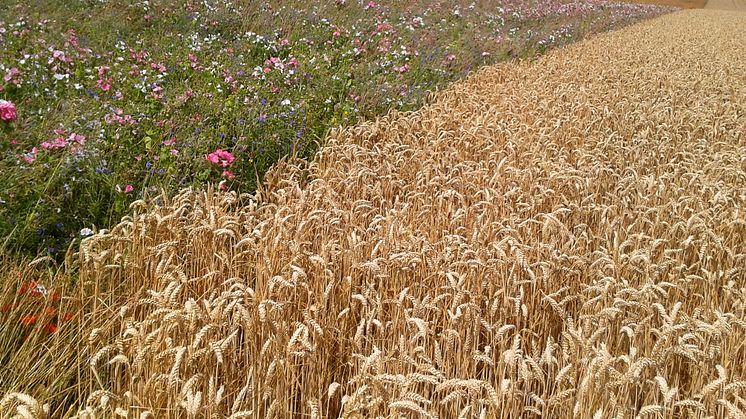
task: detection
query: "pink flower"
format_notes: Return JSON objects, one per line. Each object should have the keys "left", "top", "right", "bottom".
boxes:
{"left": 97, "top": 78, "right": 112, "bottom": 92}
{"left": 150, "top": 62, "right": 167, "bottom": 73}
{"left": 0, "top": 99, "right": 17, "bottom": 122}
{"left": 68, "top": 133, "right": 86, "bottom": 145}
{"left": 188, "top": 54, "right": 202, "bottom": 71}
{"left": 41, "top": 137, "right": 67, "bottom": 150}
{"left": 206, "top": 149, "right": 235, "bottom": 168}
{"left": 396, "top": 64, "right": 410, "bottom": 74}
{"left": 22, "top": 147, "right": 38, "bottom": 164}
{"left": 124, "top": 184, "right": 134, "bottom": 194}
{"left": 222, "top": 170, "right": 235, "bottom": 180}
{"left": 3, "top": 67, "right": 20, "bottom": 83}
{"left": 51, "top": 50, "right": 71, "bottom": 63}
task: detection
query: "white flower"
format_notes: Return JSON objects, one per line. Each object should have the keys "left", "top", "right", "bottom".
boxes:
{"left": 281, "top": 99, "right": 291, "bottom": 106}
{"left": 80, "top": 228, "right": 94, "bottom": 237}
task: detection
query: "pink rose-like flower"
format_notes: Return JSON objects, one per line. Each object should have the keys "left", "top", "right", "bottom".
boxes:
{"left": 0, "top": 99, "right": 17, "bottom": 122}
{"left": 124, "top": 184, "right": 134, "bottom": 194}
{"left": 222, "top": 170, "right": 235, "bottom": 180}
{"left": 206, "top": 149, "right": 235, "bottom": 168}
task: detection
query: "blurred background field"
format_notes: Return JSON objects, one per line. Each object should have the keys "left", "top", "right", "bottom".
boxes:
{"left": 627, "top": 0, "right": 706, "bottom": 8}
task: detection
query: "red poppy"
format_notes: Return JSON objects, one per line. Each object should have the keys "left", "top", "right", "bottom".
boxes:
{"left": 44, "top": 324, "right": 58, "bottom": 334}
{"left": 62, "top": 312, "right": 74, "bottom": 322}
{"left": 20, "top": 315, "right": 37, "bottom": 326}
{"left": 45, "top": 307, "right": 57, "bottom": 317}
{"left": 20, "top": 281, "right": 43, "bottom": 297}
{"left": 49, "top": 291, "right": 61, "bottom": 302}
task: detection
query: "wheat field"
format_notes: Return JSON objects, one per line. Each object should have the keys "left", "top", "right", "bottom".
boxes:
{"left": 2, "top": 8, "right": 746, "bottom": 419}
